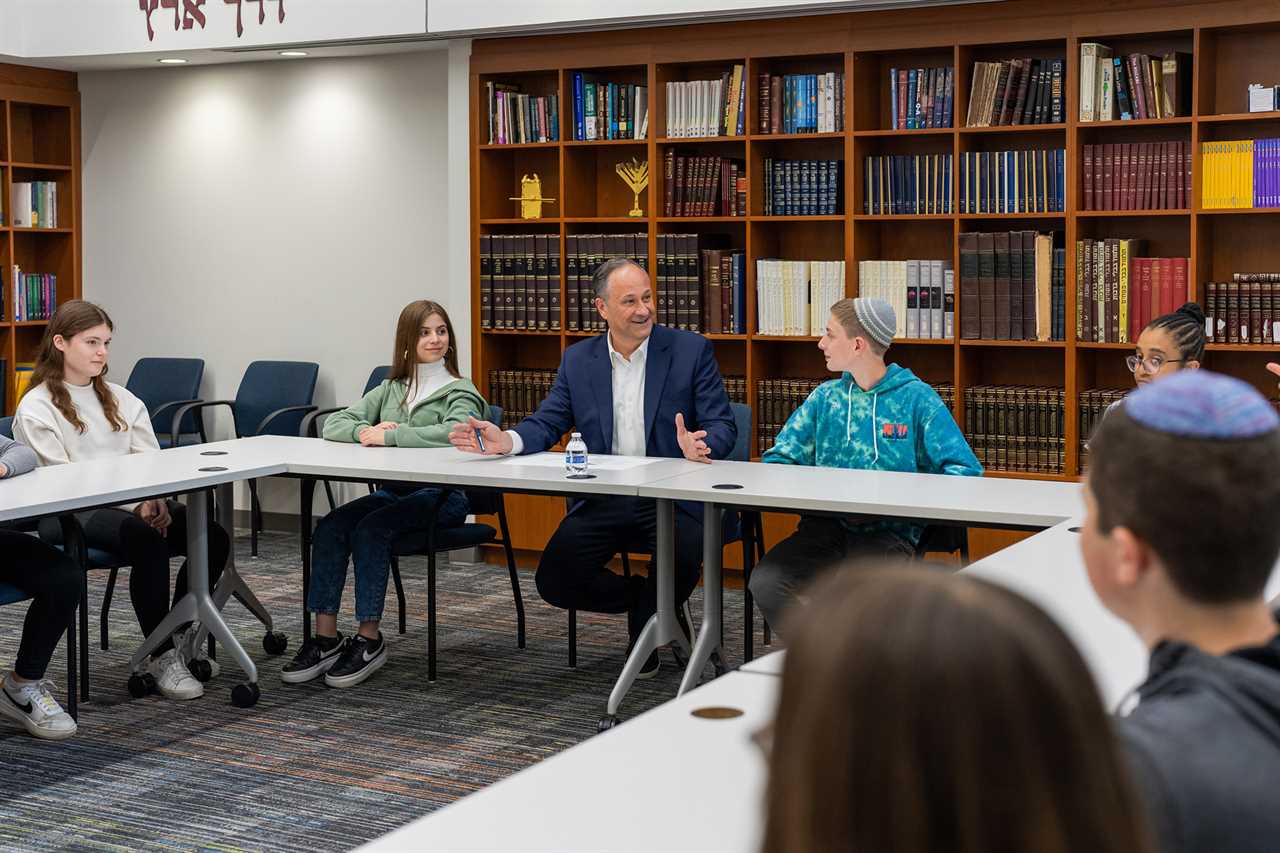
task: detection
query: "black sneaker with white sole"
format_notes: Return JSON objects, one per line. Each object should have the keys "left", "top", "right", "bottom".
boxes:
{"left": 281, "top": 633, "right": 347, "bottom": 684}
{"left": 323, "top": 633, "right": 387, "bottom": 688}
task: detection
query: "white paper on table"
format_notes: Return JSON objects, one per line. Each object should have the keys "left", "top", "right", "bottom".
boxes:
{"left": 497, "top": 452, "right": 663, "bottom": 471}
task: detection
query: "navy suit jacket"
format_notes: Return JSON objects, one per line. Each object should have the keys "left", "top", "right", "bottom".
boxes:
{"left": 512, "top": 324, "right": 737, "bottom": 526}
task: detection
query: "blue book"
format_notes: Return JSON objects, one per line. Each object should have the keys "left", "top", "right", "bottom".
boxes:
{"left": 808, "top": 74, "right": 817, "bottom": 132}
{"left": 608, "top": 82, "right": 619, "bottom": 139}
{"left": 573, "top": 73, "right": 584, "bottom": 141}
{"left": 1057, "top": 149, "right": 1066, "bottom": 212}
{"left": 907, "top": 70, "right": 918, "bottom": 129}
{"left": 889, "top": 68, "right": 898, "bottom": 129}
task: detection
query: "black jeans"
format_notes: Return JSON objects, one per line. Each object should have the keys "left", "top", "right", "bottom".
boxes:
{"left": 748, "top": 515, "right": 914, "bottom": 638}
{"left": 535, "top": 497, "right": 703, "bottom": 640}
{"left": 0, "top": 531, "right": 82, "bottom": 680}
{"left": 40, "top": 500, "right": 229, "bottom": 654}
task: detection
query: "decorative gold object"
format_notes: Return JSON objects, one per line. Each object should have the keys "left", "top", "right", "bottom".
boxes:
{"left": 615, "top": 157, "right": 649, "bottom": 217}
{"left": 510, "top": 173, "right": 555, "bottom": 219}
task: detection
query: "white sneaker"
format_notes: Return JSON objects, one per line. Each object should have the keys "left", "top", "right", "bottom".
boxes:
{"left": 147, "top": 649, "right": 204, "bottom": 700}
{"left": 0, "top": 677, "right": 77, "bottom": 740}
{"left": 175, "top": 627, "right": 221, "bottom": 679}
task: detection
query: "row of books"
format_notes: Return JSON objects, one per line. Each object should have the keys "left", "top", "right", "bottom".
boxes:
{"left": 1200, "top": 139, "right": 1280, "bottom": 210}
{"left": 863, "top": 154, "right": 952, "bottom": 215}
{"left": 858, "top": 260, "right": 954, "bottom": 341}
{"left": 13, "top": 361, "right": 34, "bottom": 404}
{"left": 478, "top": 234, "right": 562, "bottom": 332}
{"left": 4, "top": 267, "right": 57, "bottom": 321}
{"left": 1074, "top": 240, "right": 1189, "bottom": 344}
{"left": 754, "top": 260, "right": 845, "bottom": 337}
{"left": 1078, "top": 388, "right": 1128, "bottom": 467}
{"left": 1082, "top": 141, "right": 1192, "bottom": 211}
{"left": 763, "top": 159, "right": 841, "bottom": 216}
{"left": 9, "top": 182, "right": 58, "bottom": 228}
{"left": 756, "top": 377, "right": 826, "bottom": 453}
{"left": 695, "top": 248, "right": 747, "bottom": 334}
{"left": 487, "top": 370, "right": 557, "bottom": 429}
{"left": 1204, "top": 275, "right": 1280, "bottom": 344}
{"left": 889, "top": 67, "right": 954, "bottom": 129}
{"left": 757, "top": 73, "right": 845, "bottom": 134}
{"left": 1079, "top": 45, "right": 1190, "bottom": 122}
{"left": 485, "top": 83, "right": 560, "bottom": 144}
{"left": 958, "top": 231, "right": 1067, "bottom": 342}
{"left": 567, "top": 235, "right": 647, "bottom": 333}
{"left": 965, "top": 385, "right": 1067, "bottom": 474}
{"left": 665, "top": 67, "right": 747, "bottom": 139}
{"left": 570, "top": 75, "right": 648, "bottom": 141}
{"left": 661, "top": 152, "right": 747, "bottom": 217}
{"left": 651, "top": 234, "right": 726, "bottom": 333}
{"left": 958, "top": 149, "right": 1066, "bottom": 214}
{"left": 965, "top": 58, "right": 1065, "bottom": 127}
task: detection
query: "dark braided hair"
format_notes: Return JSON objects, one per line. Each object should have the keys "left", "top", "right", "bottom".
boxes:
{"left": 1143, "top": 302, "right": 1206, "bottom": 364}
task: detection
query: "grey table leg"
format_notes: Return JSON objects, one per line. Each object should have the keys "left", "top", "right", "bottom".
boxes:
{"left": 216, "top": 482, "right": 236, "bottom": 573}
{"left": 679, "top": 500, "right": 723, "bottom": 696}
{"left": 129, "top": 490, "right": 258, "bottom": 685}
{"left": 603, "top": 497, "right": 689, "bottom": 725}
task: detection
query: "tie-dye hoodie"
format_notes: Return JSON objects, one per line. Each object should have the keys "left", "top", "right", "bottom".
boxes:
{"left": 762, "top": 363, "right": 982, "bottom": 545}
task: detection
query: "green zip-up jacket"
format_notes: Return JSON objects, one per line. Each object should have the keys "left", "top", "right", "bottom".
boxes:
{"left": 322, "top": 376, "right": 487, "bottom": 448}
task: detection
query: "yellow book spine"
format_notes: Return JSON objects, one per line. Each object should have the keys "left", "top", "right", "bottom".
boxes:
{"left": 1119, "top": 239, "right": 1130, "bottom": 344}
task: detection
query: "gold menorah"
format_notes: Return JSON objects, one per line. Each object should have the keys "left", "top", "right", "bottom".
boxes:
{"left": 615, "top": 157, "right": 649, "bottom": 217}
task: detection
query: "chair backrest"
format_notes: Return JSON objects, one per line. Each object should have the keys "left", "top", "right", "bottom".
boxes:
{"left": 0, "top": 416, "right": 12, "bottom": 440}
{"left": 364, "top": 365, "right": 392, "bottom": 395}
{"left": 126, "top": 357, "right": 206, "bottom": 435}
{"left": 234, "top": 360, "right": 319, "bottom": 438}
{"left": 728, "top": 402, "right": 752, "bottom": 462}
{"left": 465, "top": 404, "right": 505, "bottom": 515}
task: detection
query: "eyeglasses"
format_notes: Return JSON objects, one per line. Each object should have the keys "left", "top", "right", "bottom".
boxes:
{"left": 1126, "top": 354, "right": 1184, "bottom": 374}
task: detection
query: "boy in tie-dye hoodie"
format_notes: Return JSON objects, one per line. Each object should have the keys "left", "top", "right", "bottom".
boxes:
{"left": 749, "top": 297, "right": 981, "bottom": 635}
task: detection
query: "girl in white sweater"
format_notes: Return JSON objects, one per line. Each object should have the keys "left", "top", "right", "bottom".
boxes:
{"left": 14, "top": 300, "right": 230, "bottom": 701}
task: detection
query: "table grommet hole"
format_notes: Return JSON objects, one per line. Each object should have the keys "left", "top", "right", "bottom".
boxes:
{"left": 691, "top": 706, "right": 744, "bottom": 720}
{"left": 199, "top": 451, "right": 228, "bottom": 456}
{"left": 712, "top": 483, "right": 744, "bottom": 490}
{"left": 198, "top": 466, "right": 229, "bottom": 472}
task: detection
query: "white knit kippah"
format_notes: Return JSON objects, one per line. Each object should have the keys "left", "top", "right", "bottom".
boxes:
{"left": 853, "top": 297, "right": 896, "bottom": 349}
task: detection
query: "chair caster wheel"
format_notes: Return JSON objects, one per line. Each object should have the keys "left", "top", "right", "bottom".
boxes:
{"left": 231, "top": 682, "right": 260, "bottom": 708}
{"left": 262, "top": 632, "right": 288, "bottom": 655}
{"left": 188, "top": 659, "right": 213, "bottom": 682}
{"left": 127, "top": 673, "right": 156, "bottom": 698}
{"left": 597, "top": 714, "right": 620, "bottom": 733}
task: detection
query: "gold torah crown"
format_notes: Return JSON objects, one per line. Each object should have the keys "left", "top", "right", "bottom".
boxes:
{"left": 510, "top": 173, "right": 556, "bottom": 219}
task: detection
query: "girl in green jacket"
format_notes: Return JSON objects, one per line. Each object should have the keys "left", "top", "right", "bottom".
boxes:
{"left": 282, "top": 300, "right": 486, "bottom": 689}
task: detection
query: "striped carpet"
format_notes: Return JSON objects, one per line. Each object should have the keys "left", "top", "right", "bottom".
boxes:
{"left": 0, "top": 529, "right": 754, "bottom": 852}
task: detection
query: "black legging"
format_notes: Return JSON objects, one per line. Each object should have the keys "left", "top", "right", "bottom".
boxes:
{"left": 40, "top": 500, "right": 229, "bottom": 655}
{"left": 0, "top": 531, "right": 81, "bottom": 680}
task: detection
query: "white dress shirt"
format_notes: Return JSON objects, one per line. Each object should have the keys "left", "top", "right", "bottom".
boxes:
{"left": 505, "top": 333, "right": 649, "bottom": 456}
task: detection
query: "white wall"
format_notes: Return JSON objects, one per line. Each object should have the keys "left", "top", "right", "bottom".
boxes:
{"left": 80, "top": 47, "right": 467, "bottom": 514}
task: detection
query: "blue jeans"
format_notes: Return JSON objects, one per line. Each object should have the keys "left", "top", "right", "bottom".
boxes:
{"left": 307, "top": 485, "right": 470, "bottom": 624}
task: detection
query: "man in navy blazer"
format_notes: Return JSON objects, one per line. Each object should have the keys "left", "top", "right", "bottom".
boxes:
{"left": 451, "top": 258, "right": 736, "bottom": 675}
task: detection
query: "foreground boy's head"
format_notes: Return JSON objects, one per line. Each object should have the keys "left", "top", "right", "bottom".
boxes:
{"left": 1083, "top": 370, "right": 1280, "bottom": 641}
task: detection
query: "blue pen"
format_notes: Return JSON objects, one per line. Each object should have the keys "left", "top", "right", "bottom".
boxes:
{"left": 471, "top": 412, "right": 486, "bottom": 452}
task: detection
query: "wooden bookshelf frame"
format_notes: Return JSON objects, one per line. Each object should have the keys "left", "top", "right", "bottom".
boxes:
{"left": 0, "top": 63, "right": 81, "bottom": 416}
{"left": 471, "top": 0, "right": 1280, "bottom": 560}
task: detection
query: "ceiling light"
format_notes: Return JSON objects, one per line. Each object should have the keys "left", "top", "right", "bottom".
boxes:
{"left": 279, "top": 50, "right": 308, "bottom": 57}
{"left": 158, "top": 58, "right": 187, "bottom": 64}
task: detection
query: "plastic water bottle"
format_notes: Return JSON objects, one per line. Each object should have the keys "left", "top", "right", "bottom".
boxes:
{"left": 565, "top": 432, "right": 589, "bottom": 476}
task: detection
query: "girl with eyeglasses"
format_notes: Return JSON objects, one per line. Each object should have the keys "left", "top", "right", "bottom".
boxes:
{"left": 1098, "top": 303, "right": 1205, "bottom": 425}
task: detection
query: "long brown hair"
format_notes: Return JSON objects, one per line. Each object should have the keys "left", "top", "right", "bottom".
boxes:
{"left": 27, "top": 300, "right": 127, "bottom": 433}
{"left": 387, "top": 300, "right": 461, "bottom": 401}
{"left": 762, "top": 566, "right": 1153, "bottom": 853}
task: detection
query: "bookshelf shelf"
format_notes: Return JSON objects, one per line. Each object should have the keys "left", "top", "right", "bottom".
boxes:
{"left": 471, "top": 0, "right": 1280, "bottom": 557}
{"left": 985, "top": 470, "right": 1076, "bottom": 482}
{"left": 706, "top": 333, "right": 749, "bottom": 341}
{"left": 482, "top": 329, "right": 562, "bottom": 337}
{"left": 1195, "top": 208, "right": 1280, "bottom": 216}
{"left": 1198, "top": 111, "right": 1280, "bottom": 124}
{"left": 478, "top": 142, "right": 560, "bottom": 151}
{"left": 8, "top": 162, "right": 72, "bottom": 172}
{"left": 896, "top": 338, "right": 956, "bottom": 345}
{"left": 10, "top": 227, "right": 73, "bottom": 234}
{"left": 13, "top": 320, "right": 50, "bottom": 327}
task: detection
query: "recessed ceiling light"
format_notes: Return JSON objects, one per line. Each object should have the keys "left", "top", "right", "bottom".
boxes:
{"left": 279, "top": 50, "right": 308, "bottom": 57}
{"left": 158, "top": 58, "right": 187, "bottom": 64}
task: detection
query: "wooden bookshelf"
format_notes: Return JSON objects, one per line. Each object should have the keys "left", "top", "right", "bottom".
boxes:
{"left": 471, "top": 0, "right": 1280, "bottom": 562}
{"left": 0, "top": 63, "right": 81, "bottom": 416}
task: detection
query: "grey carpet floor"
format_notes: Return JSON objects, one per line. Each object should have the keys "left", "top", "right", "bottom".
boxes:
{"left": 0, "top": 529, "right": 754, "bottom": 852}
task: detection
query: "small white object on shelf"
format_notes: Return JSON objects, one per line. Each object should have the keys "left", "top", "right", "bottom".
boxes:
{"left": 1248, "top": 83, "right": 1279, "bottom": 113}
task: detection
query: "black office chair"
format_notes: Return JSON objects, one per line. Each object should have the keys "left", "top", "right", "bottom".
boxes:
{"left": 125, "top": 357, "right": 205, "bottom": 448}
{"left": 915, "top": 524, "right": 970, "bottom": 563}
{"left": 173, "top": 360, "right": 320, "bottom": 556}
{"left": 300, "top": 402, "right": 524, "bottom": 683}
{"left": 565, "top": 402, "right": 764, "bottom": 667}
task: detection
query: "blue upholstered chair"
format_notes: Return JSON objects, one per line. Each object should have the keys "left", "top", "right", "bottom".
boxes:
{"left": 125, "top": 358, "right": 205, "bottom": 448}
{"left": 172, "top": 361, "right": 319, "bottom": 555}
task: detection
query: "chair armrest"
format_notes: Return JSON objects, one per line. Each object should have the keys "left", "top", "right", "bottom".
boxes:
{"left": 300, "top": 406, "right": 346, "bottom": 438}
{"left": 170, "top": 400, "right": 235, "bottom": 446}
{"left": 149, "top": 398, "right": 202, "bottom": 442}
{"left": 253, "top": 404, "right": 319, "bottom": 437}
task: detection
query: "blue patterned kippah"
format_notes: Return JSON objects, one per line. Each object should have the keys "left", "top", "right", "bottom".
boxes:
{"left": 1124, "top": 370, "right": 1280, "bottom": 439}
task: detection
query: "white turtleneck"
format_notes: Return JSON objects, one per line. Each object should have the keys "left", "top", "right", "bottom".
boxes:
{"left": 405, "top": 359, "right": 455, "bottom": 412}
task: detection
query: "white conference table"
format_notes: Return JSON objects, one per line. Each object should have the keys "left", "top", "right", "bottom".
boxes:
{"left": 1, "top": 437, "right": 290, "bottom": 703}
{"left": 636, "top": 461, "right": 1084, "bottom": 695}
{"left": 354, "top": 670, "right": 780, "bottom": 853}
{"left": 967, "top": 518, "right": 1280, "bottom": 708}
{"left": 739, "top": 649, "right": 785, "bottom": 676}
